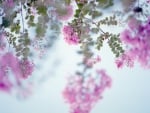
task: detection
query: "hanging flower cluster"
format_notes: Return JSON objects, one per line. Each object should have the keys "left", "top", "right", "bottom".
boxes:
{"left": 0, "top": 52, "right": 33, "bottom": 94}
{"left": 0, "top": 0, "right": 150, "bottom": 112}
{"left": 63, "top": 25, "right": 80, "bottom": 45}
{"left": 63, "top": 70, "right": 111, "bottom": 113}
{"left": 118, "top": 17, "right": 150, "bottom": 68}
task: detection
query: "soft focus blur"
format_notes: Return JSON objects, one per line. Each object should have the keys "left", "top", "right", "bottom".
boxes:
{"left": 0, "top": 0, "right": 150, "bottom": 113}
{"left": 0, "top": 36, "right": 150, "bottom": 113}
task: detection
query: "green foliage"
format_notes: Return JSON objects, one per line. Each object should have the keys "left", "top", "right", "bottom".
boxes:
{"left": 77, "top": 3, "right": 84, "bottom": 9}
{"left": 1, "top": 17, "right": 10, "bottom": 28}
{"left": 5, "top": 32, "right": 17, "bottom": 47}
{"left": 10, "top": 21, "right": 21, "bottom": 34}
{"left": 37, "top": 5, "right": 47, "bottom": 16}
{"left": 91, "top": 27, "right": 99, "bottom": 34}
{"left": 80, "top": 41, "right": 93, "bottom": 58}
{"left": 96, "top": 32, "right": 110, "bottom": 50}
{"left": 65, "top": 0, "right": 71, "bottom": 5}
{"left": 81, "top": 4, "right": 92, "bottom": 16}
{"left": 97, "top": 0, "right": 114, "bottom": 8}
{"left": 36, "top": 23, "right": 47, "bottom": 38}
{"left": 27, "top": 15, "right": 36, "bottom": 27}
{"left": 74, "top": 9, "right": 81, "bottom": 18}
{"left": 98, "top": 15, "right": 117, "bottom": 26}
{"left": 96, "top": 36, "right": 104, "bottom": 50}
{"left": 16, "top": 32, "right": 31, "bottom": 59}
{"left": 91, "top": 11, "right": 102, "bottom": 19}
{"left": 108, "top": 34, "right": 124, "bottom": 57}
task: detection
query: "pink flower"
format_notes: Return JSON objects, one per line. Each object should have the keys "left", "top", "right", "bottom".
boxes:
{"left": 63, "top": 70, "right": 112, "bottom": 113}
{"left": 119, "top": 17, "right": 150, "bottom": 68}
{"left": 19, "top": 60, "right": 34, "bottom": 79}
{"left": 0, "top": 52, "right": 34, "bottom": 93}
{"left": 115, "top": 53, "right": 134, "bottom": 68}
{"left": 0, "top": 67, "right": 13, "bottom": 93}
{"left": 63, "top": 25, "right": 80, "bottom": 45}
{"left": 5, "top": 0, "right": 14, "bottom": 7}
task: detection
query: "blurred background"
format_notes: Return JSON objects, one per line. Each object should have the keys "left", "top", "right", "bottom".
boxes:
{"left": 0, "top": 37, "right": 150, "bottom": 113}
{"left": 1, "top": 0, "right": 150, "bottom": 113}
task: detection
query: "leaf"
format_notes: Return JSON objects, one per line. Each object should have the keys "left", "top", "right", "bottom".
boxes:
{"left": 108, "top": 34, "right": 124, "bottom": 57}
{"left": 78, "top": 3, "right": 84, "bottom": 9}
{"left": 92, "top": 11, "right": 102, "bottom": 19}
{"left": 36, "top": 23, "right": 46, "bottom": 38}
{"left": 91, "top": 28, "right": 99, "bottom": 33}
{"left": 65, "top": 0, "right": 71, "bottom": 5}
{"left": 37, "top": 6, "right": 47, "bottom": 16}
{"left": 74, "top": 9, "right": 81, "bottom": 17}
{"left": 97, "top": 0, "right": 114, "bottom": 9}
{"left": 1, "top": 17, "right": 10, "bottom": 28}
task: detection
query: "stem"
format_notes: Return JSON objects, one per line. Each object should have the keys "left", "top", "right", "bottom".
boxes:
{"left": 74, "top": 0, "right": 106, "bottom": 34}
{"left": 83, "top": 17, "right": 106, "bottom": 34}
{"left": 4, "top": 32, "right": 11, "bottom": 52}
{"left": 20, "top": 2, "right": 25, "bottom": 33}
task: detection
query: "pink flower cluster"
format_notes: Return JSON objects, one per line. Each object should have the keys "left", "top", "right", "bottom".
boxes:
{"left": 117, "top": 17, "right": 150, "bottom": 68}
{"left": 19, "top": 59, "right": 34, "bottom": 79}
{"left": 5, "top": 0, "right": 14, "bottom": 7}
{"left": 115, "top": 53, "right": 134, "bottom": 68}
{"left": 63, "top": 25, "right": 80, "bottom": 45}
{"left": 63, "top": 70, "right": 112, "bottom": 113}
{"left": 0, "top": 52, "right": 34, "bottom": 93}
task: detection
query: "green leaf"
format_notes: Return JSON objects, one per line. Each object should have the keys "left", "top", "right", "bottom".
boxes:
{"left": 92, "top": 11, "right": 102, "bottom": 19}
{"left": 74, "top": 9, "right": 81, "bottom": 17}
{"left": 91, "top": 28, "right": 99, "bottom": 33}
{"left": 37, "top": 6, "right": 47, "bottom": 16}
{"left": 1, "top": 17, "right": 10, "bottom": 28}
{"left": 65, "top": 0, "right": 71, "bottom": 5}
{"left": 78, "top": 3, "right": 84, "bottom": 9}
{"left": 97, "top": 0, "right": 114, "bottom": 8}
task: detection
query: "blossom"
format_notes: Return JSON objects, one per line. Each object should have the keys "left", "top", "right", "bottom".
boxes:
{"left": 63, "top": 25, "right": 80, "bottom": 45}
{"left": 5, "top": 0, "right": 14, "bottom": 7}
{"left": 63, "top": 70, "right": 112, "bottom": 113}
{"left": 19, "top": 59, "right": 34, "bottom": 79}
{"left": 0, "top": 52, "right": 34, "bottom": 93}
{"left": 115, "top": 53, "right": 134, "bottom": 68}
{"left": 118, "top": 17, "right": 150, "bottom": 68}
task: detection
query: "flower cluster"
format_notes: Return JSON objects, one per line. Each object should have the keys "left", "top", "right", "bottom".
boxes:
{"left": 63, "top": 70, "right": 111, "bottom": 113}
{"left": 63, "top": 25, "right": 80, "bottom": 45}
{"left": 115, "top": 53, "right": 134, "bottom": 68}
{"left": 4, "top": 0, "right": 14, "bottom": 8}
{"left": 0, "top": 52, "right": 34, "bottom": 93}
{"left": 0, "top": 0, "right": 150, "bottom": 112}
{"left": 19, "top": 60, "right": 34, "bottom": 79}
{"left": 118, "top": 17, "right": 150, "bottom": 68}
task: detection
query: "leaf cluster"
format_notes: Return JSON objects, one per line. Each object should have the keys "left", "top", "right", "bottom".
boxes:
{"left": 108, "top": 34, "right": 124, "bottom": 57}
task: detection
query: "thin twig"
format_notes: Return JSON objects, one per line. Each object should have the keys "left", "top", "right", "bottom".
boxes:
{"left": 83, "top": 17, "right": 106, "bottom": 34}
{"left": 20, "top": 2, "right": 25, "bottom": 33}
